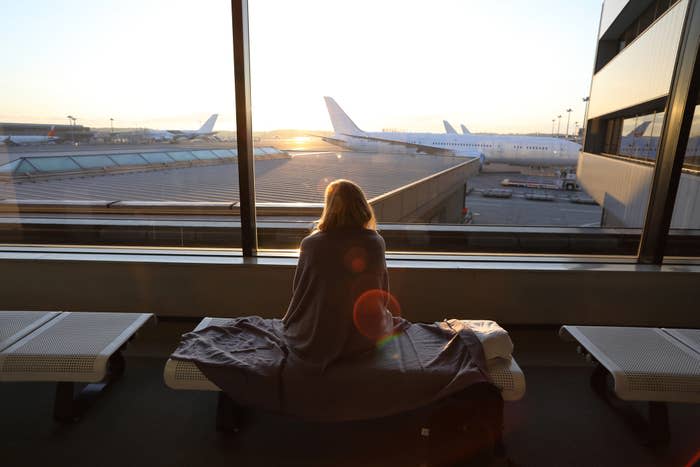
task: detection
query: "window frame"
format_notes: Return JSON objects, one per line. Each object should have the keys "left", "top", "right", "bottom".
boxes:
{"left": 0, "top": 0, "right": 698, "bottom": 264}
{"left": 228, "top": 0, "right": 700, "bottom": 263}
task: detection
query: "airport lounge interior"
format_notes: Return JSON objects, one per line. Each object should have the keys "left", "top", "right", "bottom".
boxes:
{"left": 1, "top": 1, "right": 699, "bottom": 466}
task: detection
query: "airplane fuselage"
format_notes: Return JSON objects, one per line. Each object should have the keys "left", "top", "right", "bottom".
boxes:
{"left": 0, "top": 134, "right": 58, "bottom": 145}
{"left": 328, "top": 131, "right": 581, "bottom": 167}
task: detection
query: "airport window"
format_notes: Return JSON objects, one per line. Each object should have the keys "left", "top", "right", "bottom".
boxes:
{"left": 618, "top": 112, "right": 665, "bottom": 161}
{"left": 0, "top": 0, "right": 698, "bottom": 261}
{"left": 614, "top": 0, "right": 680, "bottom": 61}
{"left": 666, "top": 93, "right": 700, "bottom": 257}
{"left": 0, "top": 1, "right": 241, "bottom": 249}
{"left": 242, "top": 0, "right": 617, "bottom": 256}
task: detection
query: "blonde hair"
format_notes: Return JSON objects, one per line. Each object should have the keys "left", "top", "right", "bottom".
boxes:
{"left": 316, "top": 179, "right": 376, "bottom": 232}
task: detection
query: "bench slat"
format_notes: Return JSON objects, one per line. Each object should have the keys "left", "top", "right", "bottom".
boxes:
{"left": 0, "top": 311, "right": 61, "bottom": 352}
{"left": 0, "top": 312, "right": 153, "bottom": 383}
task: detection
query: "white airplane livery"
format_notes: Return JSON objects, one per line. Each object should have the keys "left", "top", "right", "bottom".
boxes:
{"left": 166, "top": 113, "right": 219, "bottom": 140}
{"left": 443, "top": 120, "right": 458, "bottom": 134}
{"left": 115, "top": 114, "right": 219, "bottom": 142}
{"left": 444, "top": 121, "right": 472, "bottom": 135}
{"left": 322, "top": 97, "right": 581, "bottom": 168}
{"left": 1, "top": 126, "right": 59, "bottom": 145}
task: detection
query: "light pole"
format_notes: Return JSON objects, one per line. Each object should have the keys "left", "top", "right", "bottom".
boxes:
{"left": 551, "top": 119, "right": 555, "bottom": 137}
{"left": 66, "top": 115, "right": 75, "bottom": 144}
{"left": 557, "top": 115, "right": 562, "bottom": 138}
{"left": 574, "top": 121, "right": 579, "bottom": 140}
{"left": 110, "top": 118, "right": 114, "bottom": 135}
{"left": 565, "top": 108, "right": 572, "bottom": 139}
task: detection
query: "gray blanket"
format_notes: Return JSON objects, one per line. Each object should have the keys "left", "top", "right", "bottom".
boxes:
{"left": 172, "top": 228, "right": 488, "bottom": 421}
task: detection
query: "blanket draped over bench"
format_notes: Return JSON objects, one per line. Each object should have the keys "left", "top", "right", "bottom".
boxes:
{"left": 172, "top": 229, "right": 488, "bottom": 421}
{"left": 171, "top": 316, "right": 488, "bottom": 421}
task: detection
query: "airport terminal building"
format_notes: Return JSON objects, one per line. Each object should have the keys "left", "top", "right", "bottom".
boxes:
{"left": 579, "top": 0, "right": 700, "bottom": 229}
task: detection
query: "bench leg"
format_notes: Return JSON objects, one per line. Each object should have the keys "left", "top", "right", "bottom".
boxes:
{"left": 589, "top": 364, "right": 671, "bottom": 447}
{"left": 589, "top": 362, "right": 608, "bottom": 397}
{"left": 108, "top": 350, "right": 125, "bottom": 381}
{"left": 216, "top": 392, "right": 246, "bottom": 433}
{"left": 647, "top": 402, "right": 670, "bottom": 446}
{"left": 54, "top": 382, "right": 81, "bottom": 422}
{"left": 53, "top": 350, "right": 126, "bottom": 423}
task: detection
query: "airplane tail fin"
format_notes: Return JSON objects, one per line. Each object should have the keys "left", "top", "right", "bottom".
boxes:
{"left": 198, "top": 114, "right": 218, "bottom": 133}
{"left": 443, "top": 120, "right": 458, "bottom": 134}
{"left": 460, "top": 124, "right": 471, "bottom": 135}
{"left": 47, "top": 126, "right": 56, "bottom": 137}
{"left": 625, "top": 120, "right": 651, "bottom": 137}
{"left": 324, "top": 97, "right": 364, "bottom": 136}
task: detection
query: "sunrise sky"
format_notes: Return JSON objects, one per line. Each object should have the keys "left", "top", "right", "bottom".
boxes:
{"left": 0, "top": 0, "right": 602, "bottom": 134}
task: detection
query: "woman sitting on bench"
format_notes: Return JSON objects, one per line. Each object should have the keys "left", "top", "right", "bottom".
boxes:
{"left": 173, "top": 179, "right": 496, "bottom": 421}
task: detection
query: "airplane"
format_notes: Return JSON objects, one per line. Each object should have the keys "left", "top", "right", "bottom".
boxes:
{"left": 461, "top": 124, "right": 471, "bottom": 135}
{"left": 114, "top": 114, "right": 219, "bottom": 142}
{"left": 166, "top": 114, "right": 219, "bottom": 140}
{"left": 618, "top": 121, "right": 654, "bottom": 158}
{"left": 322, "top": 97, "right": 581, "bottom": 168}
{"left": 1, "top": 126, "right": 59, "bottom": 145}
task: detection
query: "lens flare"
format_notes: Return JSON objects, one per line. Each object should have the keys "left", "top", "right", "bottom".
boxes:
{"left": 685, "top": 449, "right": 700, "bottom": 467}
{"left": 316, "top": 176, "right": 332, "bottom": 194}
{"left": 353, "top": 289, "right": 401, "bottom": 342}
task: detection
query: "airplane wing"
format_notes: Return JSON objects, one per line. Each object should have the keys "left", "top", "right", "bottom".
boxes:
{"left": 340, "top": 133, "right": 458, "bottom": 156}
{"left": 340, "top": 132, "right": 484, "bottom": 158}
{"left": 316, "top": 135, "right": 349, "bottom": 146}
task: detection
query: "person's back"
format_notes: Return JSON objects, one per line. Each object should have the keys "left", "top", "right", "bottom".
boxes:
{"left": 283, "top": 226, "right": 389, "bottom": 368}
{"left": 172, "top": 178, "right": 489, "bottom": 423}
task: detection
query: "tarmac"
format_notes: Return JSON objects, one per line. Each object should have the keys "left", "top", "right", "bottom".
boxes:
{"left": 466, "top": 171, "right": 602, "bottom": 227}
{"left": 0, "top": 138, "right": 602, "bottom": 227}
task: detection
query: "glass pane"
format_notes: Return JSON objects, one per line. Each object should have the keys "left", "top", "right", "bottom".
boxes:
{"left": 666, "top": 96, "right": 700, "bottom": 257}
{"left": 28, "top": 157, "right": 81, "bottom": 172}
{"left": 0, "top": 1, "right": 239, "bottom": 249}
{"left": 647, "top": 111, "right": 665, "bottom": 160}
{"left": 73, "top": 155, "right": 116, "bottom": 169}
{"left": 191, "top": 150, "right": 219, "bottom": 160}
{"left": 249, "top": 1, "right": 629, "bottom": 254}
{"left": 16, "top": 161, "right": 38, "bottom": 175}
{"left": 618, "top": 112, "right": 662, "bottom": 160}
{"left": 110, "top": 154, "right": 148, "bottom": 166}
{"left": 140, "top": 152, "right": 173, "bottom": 164}
{"left": 212, "top": 149, "right": 235, "bottom": 158}
{"left": 166, "top": 151, "right": 197, "bottom": 162}
{"left": 0, "top": 160, "right": 22, "bottom": 174}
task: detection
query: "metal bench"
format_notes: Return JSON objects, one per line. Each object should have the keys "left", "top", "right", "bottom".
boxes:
{"left": 559, "top": 325, "right": 700, "bottom": 445}
{"left": 164, "top": 317, "right": 526, "bottom": 430}
{"left": 0, "top": 311, "right": 154, "bottom": 421}
{"left": 0, "top": 311, "right": 61, "bottom": 352}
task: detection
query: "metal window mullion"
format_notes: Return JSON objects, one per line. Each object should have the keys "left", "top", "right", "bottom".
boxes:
{"left": 231, "top": 0, "right": 257, "bottom": 256}
{"left": 638, "top": 0, "right": 700, "bottom": 264}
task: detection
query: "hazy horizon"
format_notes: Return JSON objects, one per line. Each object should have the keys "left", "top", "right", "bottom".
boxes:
{"left": 1, "top": 0, "right": 601, "bottom": 135}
